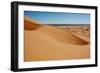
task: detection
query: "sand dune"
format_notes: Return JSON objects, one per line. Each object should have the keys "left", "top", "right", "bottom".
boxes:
{"left": 24, "top": 16, "right": 90, "bottom": 61}
{"left": 24, "top": 16, "right": 41, "bottom": 30}
{"left": 35, "top": 26, "right": 89, "bottom": 45}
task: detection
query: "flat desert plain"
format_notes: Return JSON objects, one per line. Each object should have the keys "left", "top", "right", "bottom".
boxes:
{"left": 24, "top": 16, "right": 90, "bottom": 62}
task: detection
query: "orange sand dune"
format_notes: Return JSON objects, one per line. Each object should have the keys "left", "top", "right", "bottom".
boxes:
{"left": 35, "top": 25, "right": 89, "bottom": 45}
{"left": 24, "top": 16, "right": 41, "bottom": 30}
{"left": 24, "top": 16, "right": 90, "bottom": 61}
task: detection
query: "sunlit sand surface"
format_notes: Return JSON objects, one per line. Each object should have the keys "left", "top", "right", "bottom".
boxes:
{"left": 24, "top": 16, "right": 90, "bottom": 62}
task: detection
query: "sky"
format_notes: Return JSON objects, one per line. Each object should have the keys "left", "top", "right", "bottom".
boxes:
{"left": 24, "top": 11, "right": 90, "bottom": 24}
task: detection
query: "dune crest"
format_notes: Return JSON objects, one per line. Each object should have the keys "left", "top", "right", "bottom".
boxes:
{"left": 24, "top": 16, "right": 41, "bottom": 30}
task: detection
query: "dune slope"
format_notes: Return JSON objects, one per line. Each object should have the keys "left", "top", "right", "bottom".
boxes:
{"left": 24, "top": 16, "right": 41, "bottom": 30}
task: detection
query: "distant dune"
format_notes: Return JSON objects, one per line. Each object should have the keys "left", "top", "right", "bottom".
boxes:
{"left": 24, "top": 16, "right": 90, "bottom": 61}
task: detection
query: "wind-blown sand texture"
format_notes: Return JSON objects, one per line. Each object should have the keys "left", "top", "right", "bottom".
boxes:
{"left": 24, "top": 16, "right": 90, "bottom": 62}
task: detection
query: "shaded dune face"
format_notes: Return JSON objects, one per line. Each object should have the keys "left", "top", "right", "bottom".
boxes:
{"left": 24, "top": 16, "right": 41, "bottom": 30}
{"left": 24, "top": 21, "right": 41, "bottom": 30}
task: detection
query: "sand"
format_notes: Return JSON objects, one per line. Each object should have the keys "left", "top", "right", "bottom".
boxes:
{"left": 55, "top": 26, "right": 90, "bottom": 37}
{"left": 24, "top": 16, "right": 90, "bottom": 62}
{"left": 24, "top": 16, "right": 41, "bottom": 30}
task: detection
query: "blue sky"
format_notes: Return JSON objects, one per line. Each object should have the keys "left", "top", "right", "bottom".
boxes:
{"left": 24, "top": 11, "right": 90, "bottom": 24}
